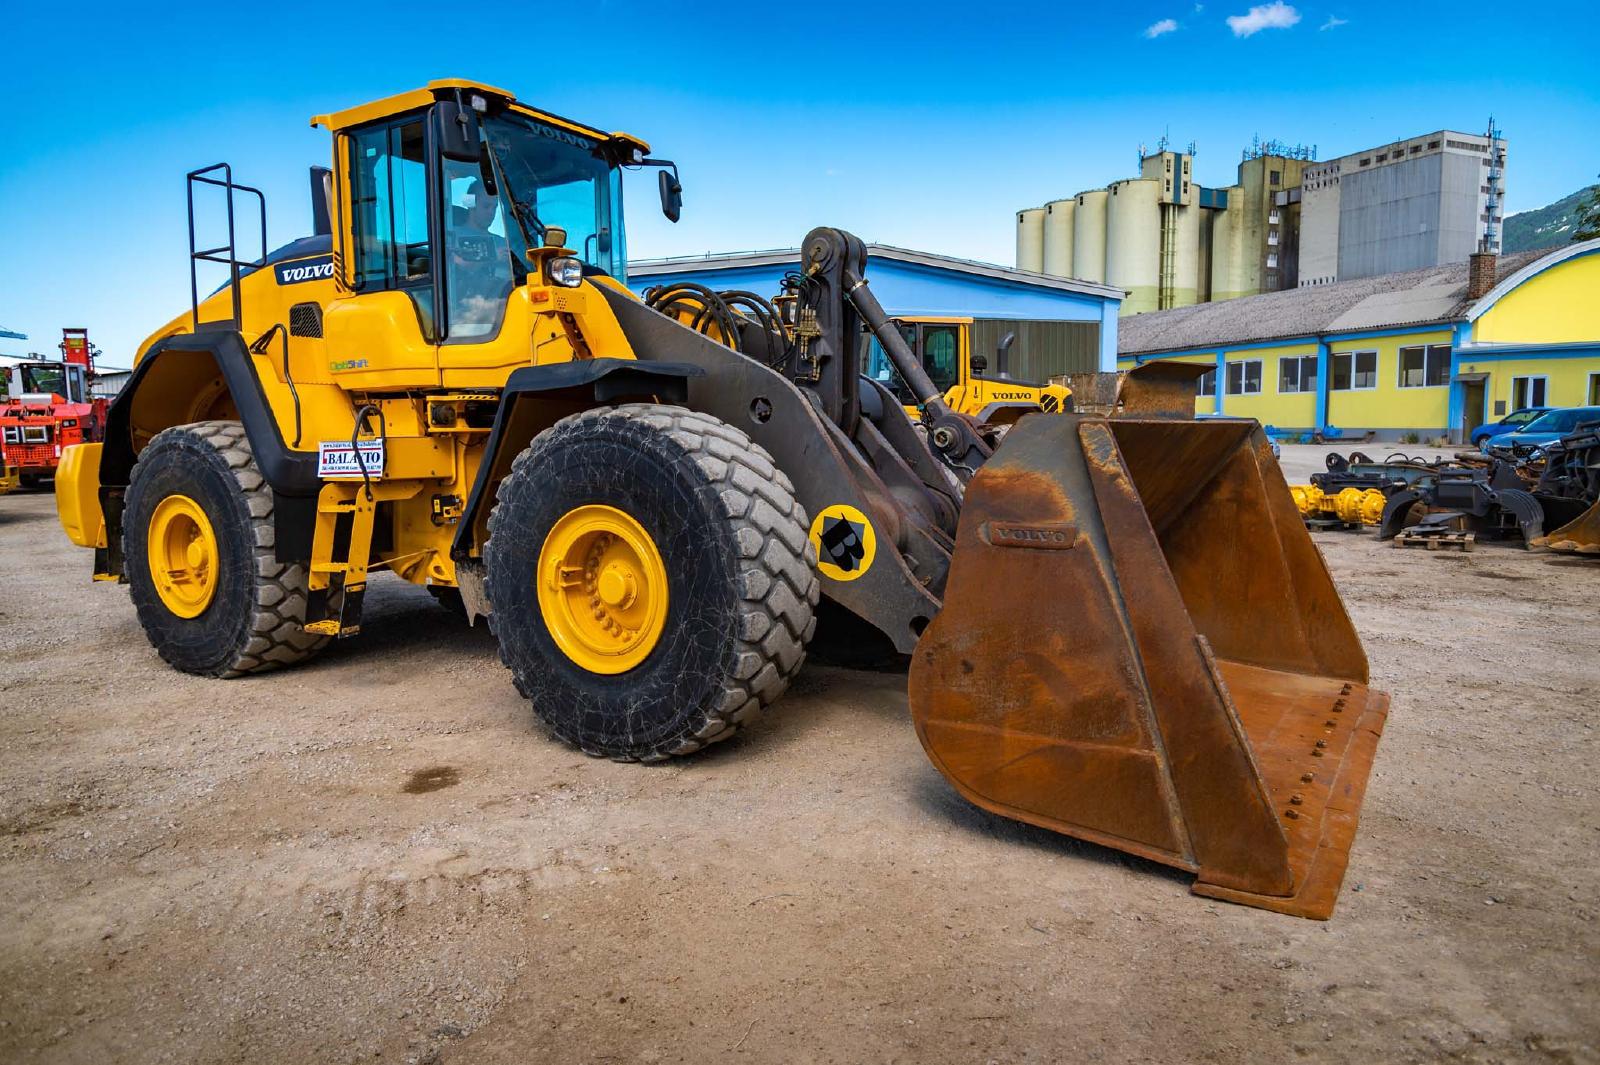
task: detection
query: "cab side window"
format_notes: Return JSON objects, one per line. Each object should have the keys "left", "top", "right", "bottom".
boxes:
{"left": 348, "top": 119, "right": 434, "bottom": 336}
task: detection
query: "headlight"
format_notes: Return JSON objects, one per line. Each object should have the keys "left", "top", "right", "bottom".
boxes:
{"left": 548, "top": 257, "right": 584, "bottom": 288}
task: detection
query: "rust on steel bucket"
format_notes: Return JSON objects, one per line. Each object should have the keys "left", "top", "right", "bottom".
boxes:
{"left": 908, "top": 413, "right": 1388, "bottom": 919}
{"left": 1531, "top": 498, "right": 1600, "bottom": 556}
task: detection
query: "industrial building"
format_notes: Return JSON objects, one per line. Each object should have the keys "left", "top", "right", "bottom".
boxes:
{"left": 1017, "top": 126, "right": 1508, "bottom": 315}
{"left": 1116, "top": 239, "right": 1600, "bottom": 442}
{"left": 627, "top": 244, "right": 1125, "bottom": 378}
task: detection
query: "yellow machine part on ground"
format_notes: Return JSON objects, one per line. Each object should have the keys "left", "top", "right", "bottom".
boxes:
{"left": 1289, "top": 484, "right": 1386, "bottom": 526}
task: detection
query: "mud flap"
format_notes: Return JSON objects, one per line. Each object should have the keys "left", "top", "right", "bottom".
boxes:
{"left": 907, "top": 414, "right": 1389, "bottom": 919}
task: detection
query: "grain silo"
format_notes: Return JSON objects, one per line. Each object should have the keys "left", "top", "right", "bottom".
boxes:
{"left": 1015, "top": 208, "right": 1046, "bottom": 272}
{"left": 1210, "top": 198, "right": 1247, "bottom": 302}
{"left": 1042, "top": 198, "right": 1076, "bottom": 277}
{"left": 1106, "top": 179, "right": 1161, "bottom": 314}
{"left": 1167, "top": 203, "right": 1201, "bottom": 308}
{"left": 1072, "top": 189, "right": 1108, "bottom": 284}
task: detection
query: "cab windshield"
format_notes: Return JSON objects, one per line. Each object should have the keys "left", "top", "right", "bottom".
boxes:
{"left": 483, "top": 114, "right": 627, "bottom": 279}
{"left": 21, "top": 364, "right": 69, "bottom": 398}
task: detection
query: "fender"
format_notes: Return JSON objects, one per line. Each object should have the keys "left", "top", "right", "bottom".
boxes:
{"left": 452, "top": 358, "right": 705, "bottom": 562}
{"left": 972, "top": 400, "right": 1046, "bottom": 426}
{"left": 98, "top": 330, "right": 320, "bottom": 571}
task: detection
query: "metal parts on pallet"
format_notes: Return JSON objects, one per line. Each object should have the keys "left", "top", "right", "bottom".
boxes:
{"left": 1379, "top": 465, "right": 1545, "bottom": 547}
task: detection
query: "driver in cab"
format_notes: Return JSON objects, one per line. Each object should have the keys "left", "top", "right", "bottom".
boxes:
{"left": 448, "top": 179, "right": 514, "bottom": 336}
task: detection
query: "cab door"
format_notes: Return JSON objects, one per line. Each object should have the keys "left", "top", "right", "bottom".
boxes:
{"left": 323, "top": 115, "right": 441, "bottom": 389}
{"left": 916, "top": 322, "right": 963, "bottom": 406}
{"left": 434, "top": 150, "right": 537, "bottom": 386}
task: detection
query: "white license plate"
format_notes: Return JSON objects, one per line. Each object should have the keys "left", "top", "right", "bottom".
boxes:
{"left": 317, "top": 439, "right": 386, "bottom": 479}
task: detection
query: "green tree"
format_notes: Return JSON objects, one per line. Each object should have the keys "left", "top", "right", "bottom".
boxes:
{"left": 1575, "top": 174, "right": 1600, "bottom": 242}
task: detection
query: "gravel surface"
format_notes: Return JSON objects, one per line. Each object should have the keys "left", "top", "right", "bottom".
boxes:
{"left": 1, "top": 485, "right": 1596, "bottom": 1064}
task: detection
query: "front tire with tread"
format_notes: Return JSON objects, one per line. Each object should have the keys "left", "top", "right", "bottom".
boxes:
{"left": 484, "top": 404, "right": 819, "bottom": 761}
{"left": 123, "top": 420, "right": 326, "bottom": 677}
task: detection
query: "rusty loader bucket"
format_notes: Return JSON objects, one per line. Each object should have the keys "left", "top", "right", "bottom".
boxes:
{"left": 1531, "top": 498, "right": 1600, "bottom": 556}
{"left": 909, "top": 414, "right": 1388, "bottom": 919}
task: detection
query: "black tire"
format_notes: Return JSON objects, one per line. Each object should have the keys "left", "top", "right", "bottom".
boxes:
{"left": 123, "top": 420, "right": 327, "bottom": 677}
{"left": 19, "top": 473, "right": 46, "bottom": 491}
{"left": 484, "top": 404, "right": 819, "bottom": 761}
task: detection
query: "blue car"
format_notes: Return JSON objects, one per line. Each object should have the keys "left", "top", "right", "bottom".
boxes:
{"left": 1484, "top": 406, "right": 1600, "bottom": 451}
{"left": 1470, "top": 406, "right": 1551, "bottom": 446}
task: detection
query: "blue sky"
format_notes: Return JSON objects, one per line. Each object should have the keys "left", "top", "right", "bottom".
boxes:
{"left": 1, "top": 0, "right": 1594, "bottom": 365}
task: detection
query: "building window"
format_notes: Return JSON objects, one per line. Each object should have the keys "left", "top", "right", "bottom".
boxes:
{"left": 1589, "top": 373, "right": 1600, "bottom": 406}
{"left": 1195, "top": 368, "right": 1217, "bottom": 397}
{"left": 1279, "top": 355, "right": 1318, "bottom": 393}
{"left": 1267, "top": 252, "right": 1279, "bottom": 269}
{"left": 1226, "top": 360, "right": 1263, "bottom": 396}
{"left": 1268, "top": 230, "right": 1279, "bottom": 246}
{"left": 1512, "top": 375, "right": 1548, "bottom": 409}
{"left": 1398, "top": 344, "right": 1451, "bottom": 388}
{"left": 1331, "top": 350, "right": 1378, "bottom": 391}
{"left": 1269, "top": 170, "right": 1281, "bottom": 186}
{"left": 1269, "top": 209, "right": 1280, "bottom": 224}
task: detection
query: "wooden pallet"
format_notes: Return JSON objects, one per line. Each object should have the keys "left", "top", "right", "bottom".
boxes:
{"left": 1393, "top": 530, "right": 1476, "bottom": 552}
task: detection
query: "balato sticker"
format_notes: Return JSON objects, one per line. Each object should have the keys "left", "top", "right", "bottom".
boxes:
{"left": 317, "top": 439, "right": 386, "bottom": 479}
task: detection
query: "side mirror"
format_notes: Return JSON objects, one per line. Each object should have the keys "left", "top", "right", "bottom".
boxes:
{"left": 658, "top": 167, "right": 683, "bottom": 223}
{"left": 309, "top": 166, "right": 332, "bottom": 237}
{"left": 996, "top": 332, "right": 1016, "bottom": 379}
{"left": 435, "top": 100, "right": 483, "bottom": 163}
{"left": 970, "top": 354, "right": 988, "bottom": 377}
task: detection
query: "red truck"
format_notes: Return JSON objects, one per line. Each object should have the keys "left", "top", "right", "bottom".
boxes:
{"left": 0, "top": 329, "right": 108, "bottom": 490}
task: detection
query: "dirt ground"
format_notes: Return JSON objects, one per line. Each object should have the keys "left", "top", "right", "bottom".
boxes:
{"left": 2, "top": 450, "right": 1597, "bottom": 1064}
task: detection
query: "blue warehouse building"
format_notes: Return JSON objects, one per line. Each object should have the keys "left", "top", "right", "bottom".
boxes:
{"left": 627, "top": 245, "right": 1125, "bottom": 379}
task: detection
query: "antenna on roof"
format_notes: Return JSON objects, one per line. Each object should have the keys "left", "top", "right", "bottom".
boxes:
{"left": 1480, "top": 115, "right": 1505, "bottom": 253}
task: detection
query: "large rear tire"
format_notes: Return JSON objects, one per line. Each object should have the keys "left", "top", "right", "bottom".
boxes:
{"left": 484, "top": 404, "right": 818, "bottom": 761}
{"left": 122, "top": 420, "right": 327, "bottom": 677}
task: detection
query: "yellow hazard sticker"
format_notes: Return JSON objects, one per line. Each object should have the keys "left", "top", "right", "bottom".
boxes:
{"left": 809, "top": 504, "right": 876, "bottom": 582}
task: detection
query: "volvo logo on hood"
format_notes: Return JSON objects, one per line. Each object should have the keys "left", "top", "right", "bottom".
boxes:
{"left": 275, "top": 256, "right": 335, "bottom": 285}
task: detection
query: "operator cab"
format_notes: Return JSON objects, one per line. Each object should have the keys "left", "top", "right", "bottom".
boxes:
{"left": 7, "top": 361, "right": 88, "bottom": 404}
{"left": 315, "top": 81, "right": 680, "bottom": 346}
{"left": 864, "top": 321, "right": 961, "bottom": 405}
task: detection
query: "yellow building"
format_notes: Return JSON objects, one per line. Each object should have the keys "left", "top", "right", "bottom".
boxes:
{"left": 1116, "top": 240, "right": 1600, "bottom": 442}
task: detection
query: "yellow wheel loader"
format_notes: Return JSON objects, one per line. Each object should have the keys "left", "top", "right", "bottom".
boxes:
{"left": 859, "top": 316, "right": 1073, "bottom": 423}
{"left": 54, "top": 80, "right": 1388, "bottom": 918}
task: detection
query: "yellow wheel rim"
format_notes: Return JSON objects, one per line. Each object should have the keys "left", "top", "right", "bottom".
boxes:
{"left": 147, "top": 494, "right": 220, "bottom": 618}
{"left": 537, "top": 504, "right": 669, "bottom": 674}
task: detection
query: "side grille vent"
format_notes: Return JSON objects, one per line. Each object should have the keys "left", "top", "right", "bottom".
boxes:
{"left": 289, "top": 302, "right": 323, "bottom": 338}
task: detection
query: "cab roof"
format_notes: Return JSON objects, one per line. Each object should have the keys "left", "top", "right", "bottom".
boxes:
{"left": 309, "top": 78, "right": 649, "bottom": 154}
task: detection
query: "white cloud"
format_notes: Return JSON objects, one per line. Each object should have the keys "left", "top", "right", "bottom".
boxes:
{"left": 1320, "top": 14, "right": 1348, "bottom": 29}
{"left": 1145, "top": 17, "right": 1180, "bottom": 37}
{"left": 1226, "top": 1, "right": 1301, "bottom": 36}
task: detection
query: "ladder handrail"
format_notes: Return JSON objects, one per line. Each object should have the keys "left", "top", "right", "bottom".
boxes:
{"left": 186, "top": 163, "right": 268, "bottom": 332}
